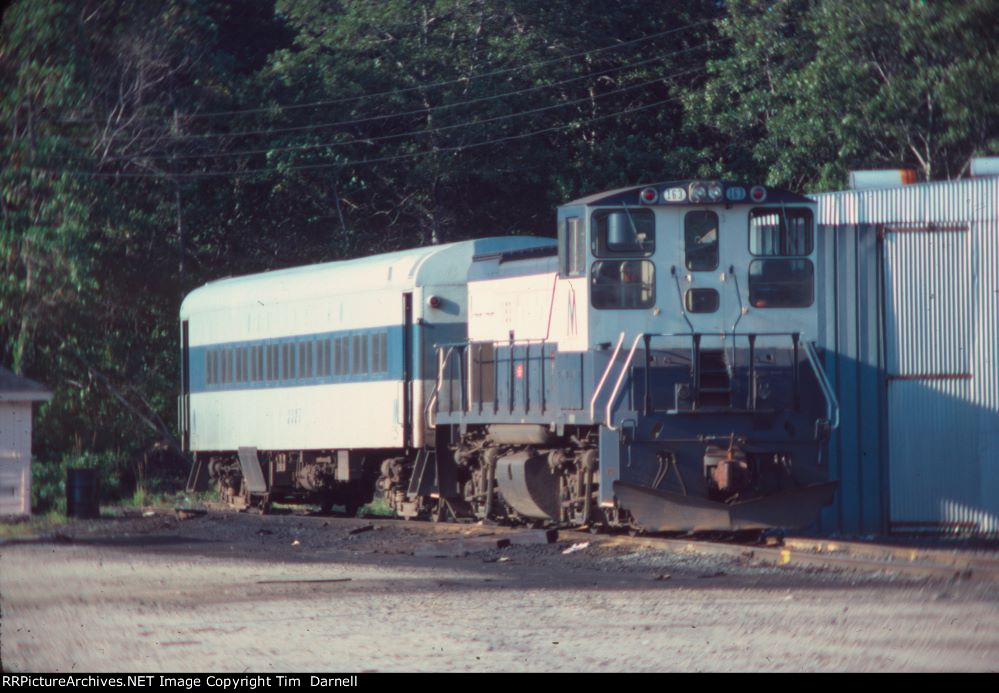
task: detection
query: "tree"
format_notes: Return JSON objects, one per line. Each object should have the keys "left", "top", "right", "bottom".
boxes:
{"left": 684, "top": 0, "right": 999, "bottom": 190}
{"left": 0, "top": 0, "right": 287, "bottom": 471}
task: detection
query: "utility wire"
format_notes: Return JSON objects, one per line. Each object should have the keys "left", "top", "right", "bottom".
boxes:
{"left": 84, "top": 38, "right": 723, "bottom": 146}
{"left": 59, "top": 94, "right": 686, "bottom": 179}
{"left": 110, "top": 66, "right": 705, "bottom": 162}
{"left": 58, "top": 18, "right": 716, "bottom": 125}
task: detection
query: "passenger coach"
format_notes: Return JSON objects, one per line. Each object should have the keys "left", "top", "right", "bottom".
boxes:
{"left": 181, "top": 237, "right": 554, "bottom": 512}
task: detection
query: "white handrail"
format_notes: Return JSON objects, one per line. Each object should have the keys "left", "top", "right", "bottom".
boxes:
{"left": 589, "top": 332, "right": 625, "bottom": 421}
{"left": 424, "top": 346, "right": 455, "bottom": 429}
{"left": 803, "top": 341, "right": 840, "bottom": 430}
{"left": 605, "top": 333, "right": 647, "bottom": 431}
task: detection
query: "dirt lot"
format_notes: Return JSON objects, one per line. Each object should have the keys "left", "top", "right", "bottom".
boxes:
{"left": 2, "top": 510, "right": 998, "bottom": 672}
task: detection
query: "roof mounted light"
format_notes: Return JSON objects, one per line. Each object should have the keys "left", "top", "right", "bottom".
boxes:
{"left": 688, "top": 181, "right": 707, "bottom": 204}
{"left": 640, "top": 187, "right": 658, "bottom": 204}
{"left": 749, "top": 185, "right": 767, "bottom": 202}
{"left": 726, "top": 186, "right": 747, "bottom": 202}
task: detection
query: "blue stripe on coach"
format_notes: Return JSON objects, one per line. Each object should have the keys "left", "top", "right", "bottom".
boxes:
{"left": 189, "top": 325, "right": 409, "bottom": 393}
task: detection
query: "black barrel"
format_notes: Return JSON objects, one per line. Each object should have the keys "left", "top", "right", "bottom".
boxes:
{"left": 66, "top": 468, "right": 100, "bottom": 519}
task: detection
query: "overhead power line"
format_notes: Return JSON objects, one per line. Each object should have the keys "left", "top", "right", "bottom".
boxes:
{"left": 77, "top": 38, "right": 725, "bottom": 147}
{"left": 109, "top": 65, "right": 705, "bottom": 162}
{"left": 60, "top": 94, "right": 685, "bottom": 179}
{"left": 57, "top": 18, "right": 717, "bottom": 126}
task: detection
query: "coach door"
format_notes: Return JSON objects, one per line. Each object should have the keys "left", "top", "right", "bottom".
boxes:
{"left": 180, "top": 320, "right": 191, "bottom": 451}
{"left": 402, "top": 293, "right": 414, "bottom": 449}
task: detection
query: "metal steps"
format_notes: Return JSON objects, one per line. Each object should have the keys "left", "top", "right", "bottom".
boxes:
{"left": 697, "top": 349, "right": 731, "bottom": 407}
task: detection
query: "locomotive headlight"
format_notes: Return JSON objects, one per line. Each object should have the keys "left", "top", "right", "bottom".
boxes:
{"left": 726, "top": 186, "right": 747, "bottom": 202}
{"left": 707, "top": 182, "right": 723, "bottom": 201}
{"left": 688, "top": 182, "right": 707, "bottom": 203}
{"left": 640, "top": 187, "right": 658, "bottom": 204}
{"left": 427, "top": 295, "right": 442, "bottom": 309}
{"left": 750, "top": 185, "right": 767, "bottom": 202}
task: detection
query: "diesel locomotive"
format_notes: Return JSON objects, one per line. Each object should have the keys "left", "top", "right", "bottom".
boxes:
{"left": 183, "top": 181, "right": 838, "bottom": 531}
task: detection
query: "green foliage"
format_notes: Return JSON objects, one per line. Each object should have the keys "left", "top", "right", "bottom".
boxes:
{"left": 683, "top": 0, "right": 999, "bottom": 190}
{"left": 358, "top": 496, "right": 396, "bottom": 518}
{"left": 31, "top": 451, "right": 127, "bottom": 514}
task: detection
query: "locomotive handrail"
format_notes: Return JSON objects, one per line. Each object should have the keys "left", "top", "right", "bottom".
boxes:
{"left": 432, "top": 337, "right": 556, "bottom": 420}
{"left": 589, "top": 332, "right": 626, "bottom": 421}
{"left": 425, "top": 345, "right": 458, "bottom": 428}
{"left": 605, "top": 333, "right": 647, "bottom": 430}
{"left": 803, "top": 340, "right": 840, "bottom": 430}
{"left": 603, "top": 331, "right": 816, "bottom": 430}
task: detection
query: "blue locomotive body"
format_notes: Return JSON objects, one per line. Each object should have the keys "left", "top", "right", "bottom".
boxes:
{"left": 423, "top": 181, "right": 838, "bottom": 530}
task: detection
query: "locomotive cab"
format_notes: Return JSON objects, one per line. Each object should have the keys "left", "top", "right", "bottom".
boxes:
{"left": 433, "top": 181, "right": 839, "bottom": 532}
{"left": 554, "top": 182, "right": 818, "bottom": 352}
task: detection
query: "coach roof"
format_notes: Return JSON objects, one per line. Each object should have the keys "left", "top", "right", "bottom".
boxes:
{"left": 181, "top": 236, "right": 553, "bottom": 316}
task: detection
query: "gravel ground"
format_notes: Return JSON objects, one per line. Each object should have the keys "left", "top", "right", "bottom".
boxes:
{"left": 1, "top": 510, "right": 997, "bottom": 672}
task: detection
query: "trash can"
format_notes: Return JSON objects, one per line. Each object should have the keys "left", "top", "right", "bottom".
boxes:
{"left": 66, "top": 468, "right": 100, "bottom": 519}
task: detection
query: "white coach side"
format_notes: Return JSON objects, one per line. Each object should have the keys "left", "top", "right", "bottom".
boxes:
{"left": 180, "top": 236, "right": 553, "bottom": 456}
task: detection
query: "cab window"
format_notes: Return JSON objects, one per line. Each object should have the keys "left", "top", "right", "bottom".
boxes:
{"left": 591, "top": 208, "right": 655, "bottom": 257}
{"left": 685, "top": 211, "right": 719, "bottom": 271}
{"left": 558, "top": 216, "right": 585, "bottom": 277}
{"left": 748, "top": 207, "right": 814, "bottom": 308}
{"left": 685, "top": 288, "right": 719, "bottom": 313}
{"left": 749, "top": 259, "right": 814, "bottom": 308}
{"left": 749, "top": 207, "right": 813, "bottom": 256}
{"left": 591, "top": 260, "right": 655, "bottom": 309}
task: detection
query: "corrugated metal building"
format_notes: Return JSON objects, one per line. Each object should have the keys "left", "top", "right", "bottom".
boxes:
{"left": 812, "top": 174, "right": 998, "bottom": 535}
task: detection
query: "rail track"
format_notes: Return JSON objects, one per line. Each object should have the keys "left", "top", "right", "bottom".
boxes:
{"left": 226, "top": 504, "right": 999, "bottom": 584}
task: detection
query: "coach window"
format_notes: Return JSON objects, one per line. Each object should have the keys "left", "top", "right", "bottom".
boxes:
{"left": 332, "top": 337, "right": 343, "bottom": 376}
{"left": 351, "top": 335, "right": 369, "bottom": 375}
{"left": 282, "top": 343, "right": 293, "bottom": 380}
{"left": 591, "top": 208, "right": 655, "bottom": 257}
{"left": 371, "top": 332, "right": 388, "bottom": 373}
{"left": 685, "top": 211, "right": 719, "bottom": 271}
{"left": 267, "top": 345, "right": 277, "bottom": 381}
{"left": 685, "top": 288, "right": 720, "bottom": 313}
{"left": 298, "top": 341, "right": 312, "bottom": 379}
{"left": 318, "top": 339, "right": 329, "bottom": 377}
{"left": 559, "top": 217, "right": 585, "bottom": 277}
{"left": 591, "top": 260, "right": 655, "bottom": 309}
